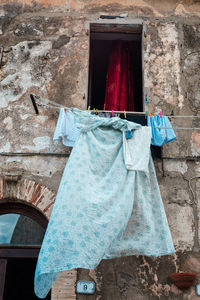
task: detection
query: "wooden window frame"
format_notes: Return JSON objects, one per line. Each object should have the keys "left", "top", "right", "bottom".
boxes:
{"left": 0, "top": 259, "right": 7, "bottom": 300}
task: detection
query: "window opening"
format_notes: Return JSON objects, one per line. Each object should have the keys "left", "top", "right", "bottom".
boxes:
{"left": 0, "top": 203, "right": 50, "bottom": 300}
{"left": 88, "top": 23, "right": 143, "bottom": 112}
{"left": 0, "top": 213, "right": 45, "bottom": 246}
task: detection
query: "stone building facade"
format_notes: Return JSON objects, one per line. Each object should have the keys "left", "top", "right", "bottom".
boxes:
{"left": 0, "top": 0, "right": 200, "bottom": 299}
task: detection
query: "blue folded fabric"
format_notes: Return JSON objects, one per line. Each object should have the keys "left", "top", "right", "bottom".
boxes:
{"left": 147, "top": 115, "right": 176, "bottom": 146}
{"left": 53, "top": 108, "right": 80, "bottom": 147}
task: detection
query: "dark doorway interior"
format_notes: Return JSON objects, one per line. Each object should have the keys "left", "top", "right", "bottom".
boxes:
{"left": 89, "top": 31, "right": 143, "bottom": 112}
{"left": 3, "top": 258, "right": 51, "bottom": 300}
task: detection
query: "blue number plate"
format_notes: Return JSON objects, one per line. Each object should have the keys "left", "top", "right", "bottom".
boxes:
{"left": 196, "top": 284, "right": 200, "bottom": 296}
{"left": 76, "top": 281, "right": 95, "bottom": 294}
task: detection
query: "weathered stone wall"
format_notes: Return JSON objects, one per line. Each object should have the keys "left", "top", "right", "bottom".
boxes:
{"left": 0, "top": 0, "right": 200, "bottom": 299}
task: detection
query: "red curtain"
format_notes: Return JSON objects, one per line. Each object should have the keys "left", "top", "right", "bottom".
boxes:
{"left": 104, "top": 42, "right": 134, "bottom": 111}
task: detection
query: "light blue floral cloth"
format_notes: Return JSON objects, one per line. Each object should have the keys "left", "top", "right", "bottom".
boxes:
{"left": 34, "top": 109, "right": 175, "bottom": 298}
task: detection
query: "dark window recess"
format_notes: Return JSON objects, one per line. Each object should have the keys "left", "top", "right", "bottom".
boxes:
{"left": 88, "top": 24, "right": 143, "bottom": 112}
{"left": 3, "top": 258, "right": 51, "bottom": 300}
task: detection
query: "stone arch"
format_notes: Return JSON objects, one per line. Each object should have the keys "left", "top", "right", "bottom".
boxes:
{"left": 0, "top": 176, "right": 77, "bottom": 300}
{"left": 0, "top": 177, "right": 56, "bottom": 218}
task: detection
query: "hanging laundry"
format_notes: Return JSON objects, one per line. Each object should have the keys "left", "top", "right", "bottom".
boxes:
{"left": 34, "top": 109, "right": 175, "bottom": 298}
{"left": 91, "top": 111, "right": 119, "bottom": 118}
{"left": 53, "top": 108, "right": 80, "bottom": 147}
{"left": 147, "top": 115, "right": 176, "bottom": 146}
{"left": 123, "top": 126, "right": 152, "bottom": 172}
{"left": 104, "top": 42, "right": 134, "bottom": 111}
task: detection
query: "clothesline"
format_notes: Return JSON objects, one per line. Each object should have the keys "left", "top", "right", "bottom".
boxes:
{"left": 31, "top": 95, "right": 200, "bottom": 130}
{"left": 33, "top": 95, "right": 200, "bottom": 118}
{"left": 150, "top": 127, "right": 200, "bottom": 130}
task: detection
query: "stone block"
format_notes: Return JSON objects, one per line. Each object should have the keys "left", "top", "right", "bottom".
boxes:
{"left": 165, "top": 203, "right": 194, "bottom": 250}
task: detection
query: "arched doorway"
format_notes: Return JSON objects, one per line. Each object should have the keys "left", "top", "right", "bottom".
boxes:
{"left": 0, "top": 202, "right": 51, "bottom": 300}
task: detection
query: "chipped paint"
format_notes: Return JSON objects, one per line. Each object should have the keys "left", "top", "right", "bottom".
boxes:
{"left": 22, "top": 136, "right": 52, "bottom": 151}
{"left": 164, "top": 160, "right": 188, "bottom": 174}
{"left": 22, "top": 156, "right": 66, "bottom": 177}
{"left": 3, "top": 116, "right": 13, "bottom": 130}
{"left": 7, "top": 157, "right": 22, "bottom": 163}
{"left": 167, "top": 204, "right": 194, "bottom": 250}
{"left": 1, "top": 142, "right": 11, "bottom": 152}
{"left": 0, "top": 41, "right": 52, "bottom": 108}
{"left": 20, "top": 113, "right": 32, "bottom": 120}
{"left": 191, "top": 131, "right": 200, "bottom": 156}
{"left": 145, "top": 23, "right": 183, "bottom": 110}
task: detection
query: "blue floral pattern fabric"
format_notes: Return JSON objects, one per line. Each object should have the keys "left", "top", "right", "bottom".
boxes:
{"left": 34, "top": 109, "right": 175, "bottom": 298}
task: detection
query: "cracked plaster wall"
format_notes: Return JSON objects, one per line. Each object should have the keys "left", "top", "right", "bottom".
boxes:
{"left": 0, "top": 0, "right": 200, "bottom": 299}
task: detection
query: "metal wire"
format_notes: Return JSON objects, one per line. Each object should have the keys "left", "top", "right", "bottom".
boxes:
{"left": 1, "top": 152, "right": 200, "bottom": 161}
{"left": 0, "top": 152, "right": 70, "bottom": 157}
{"left": 162, "top": 156, "right": 200, "bottom": 160}
{"left": 37, "top": 101, "right": 200, "bottom": 119}
{"left": 150, "top": 127, "right": 200, "bottom": 130}
{"left": 33, "top": 95, "right": 200, "bottom": 118}
{"left": 30, "top": 95, "right": 200, "bottom": 130}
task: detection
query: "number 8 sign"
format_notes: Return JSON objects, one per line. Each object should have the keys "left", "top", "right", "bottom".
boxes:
{"left": 76, "top": 281, "right": 95, "bottom": 294}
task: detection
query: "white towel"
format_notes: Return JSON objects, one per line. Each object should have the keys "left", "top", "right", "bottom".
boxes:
{"left": 123, "top": 127, "right": 152, "bottom": 172}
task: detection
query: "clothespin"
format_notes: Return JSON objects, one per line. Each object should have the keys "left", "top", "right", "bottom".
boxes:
{"left": 159, "top": 110, "right": 162, "bottom": 118}
{"left": 145, "top": 111, "right": 148, "bottom": 119}
{"left": 126, "top": 130, "right": 133, "bottom": 139}
{"left": 93, "top": 108, "right": 95, "bottom": 113}
{"left": 95, "top": 109, "right": 98, "bottom": 115}
{"left": 149, "top": 111, "right": 152, "bottom": 118}
{"left": 111, "top": 110, "right": 114, "bottom": 117}
{"left": 145, "top": 96, "right": 149, "bottom": 104}
{"left": 169, "top": 110, "right": 174, "bottom": 121}
{"left": 124, "top": 110, "right": 126, "bottom": 119}
{"left": 88, "top": 105, "right": 90, "bottom": 112}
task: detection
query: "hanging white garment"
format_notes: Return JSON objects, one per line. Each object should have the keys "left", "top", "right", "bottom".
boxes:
{"left": 123, "top": 127, "right": 152, "bottom": 172}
